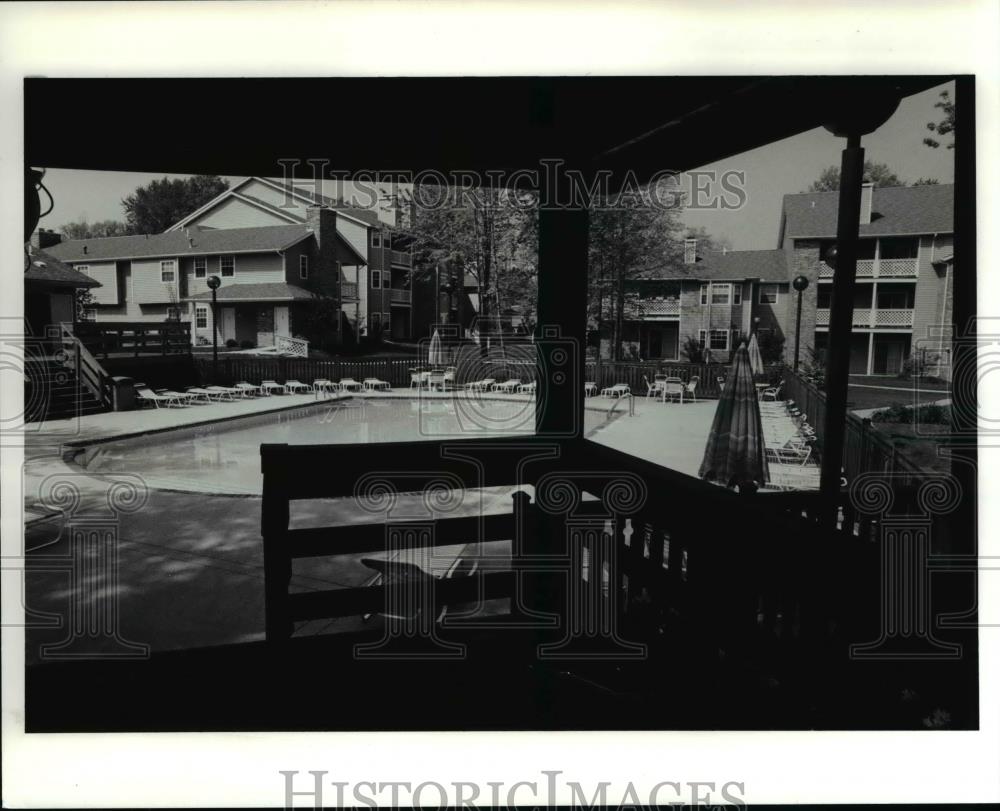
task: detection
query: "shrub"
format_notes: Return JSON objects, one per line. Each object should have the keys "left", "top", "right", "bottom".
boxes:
{"left": 225, "top": 338, "right": 239, "bottom": 348}
{"left": 196, "top": 336, "right": 211, "bottom": 347}
{"left": 681, "top": 335, "right": 703, "bottom": 363}
{"left": 871, "top": 403, "right": 951, "bottom": 425}
{"left": 756, "top": 330, "right": 786, "bottom": 365}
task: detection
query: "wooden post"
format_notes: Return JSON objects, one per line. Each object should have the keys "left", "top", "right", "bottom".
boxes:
{"left": 819, "top": 134, "right": 865, "bottom": 505}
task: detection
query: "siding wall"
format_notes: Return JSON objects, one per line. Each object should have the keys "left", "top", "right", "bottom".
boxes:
{"left": 193, "top": 196, "right": 290, "bottom": 230}
{"left": 911, "top": 235, "right": 943, "bottom": 351}
{"left": 75, "top": 261, "right": 118, "bottom": 305}
{"left": 185, "top": 252, "right": 285, "bottom": 298}
{"left": 131, "top": 257, "right": 182, "bottom": 304}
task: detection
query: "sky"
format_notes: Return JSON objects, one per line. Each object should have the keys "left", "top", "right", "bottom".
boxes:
{"left": 38, "top": 81, "right": 953, "bottom": 249}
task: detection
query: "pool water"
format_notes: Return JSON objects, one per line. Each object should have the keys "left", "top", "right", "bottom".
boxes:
{"left": 75, "top": 398, "right": 607, "bottom": 495}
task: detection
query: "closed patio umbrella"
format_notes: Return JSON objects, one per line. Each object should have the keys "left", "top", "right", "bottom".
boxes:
{"left": 428, "top": 328, "right": 444, "bottom": 366}
{"left": 748, "top": 331, "right": 764, "bottom": 376}
{"left": 698, "top": 342, "right": 770, "bottom": 491}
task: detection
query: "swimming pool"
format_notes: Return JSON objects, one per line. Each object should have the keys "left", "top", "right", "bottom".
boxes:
{"left": 73, "top": 397, "right": 609, "bottom": 495}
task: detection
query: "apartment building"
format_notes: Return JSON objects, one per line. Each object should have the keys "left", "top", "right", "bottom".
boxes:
{"left": 619, "top": 182, "right": 954, "bottom": 377}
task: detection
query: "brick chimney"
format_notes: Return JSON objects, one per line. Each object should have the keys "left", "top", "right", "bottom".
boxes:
{"left": 30, "top": 227, "right": 62, "bottom": 250}
{"left": 305, "top": 206, "right": 337, "bottom": 249}
{"left": 684, "top": 238, "right": 697, "bottom": 264}
{"left": 859, "top": 181, "right": 874, "bottom": 225}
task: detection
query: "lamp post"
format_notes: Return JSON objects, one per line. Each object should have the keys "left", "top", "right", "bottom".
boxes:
{"left": 792, "top": 274, "right": 810, "bottom": 372}
{"left": 207, "top": 275, "right": 221, "bottom": 380}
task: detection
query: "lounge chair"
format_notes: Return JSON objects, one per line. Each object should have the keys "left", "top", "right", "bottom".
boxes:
{"left": 442, "top": 370, "right": 455, "bottom": 390}
{"left": 409, "top": 371, "right": 425, "bottom": 390}
{"left": 234, "top": 381, "right": 263, "bottom": 397}
{"left": 363, "top": 377, "right": 391, "bottom": 391}
{"left": 601, "top": 383, "right": 630, "bottom": 398}
{"left": 185, "top": 387, "right": 225, "bottom": 402}
{"left": 464, "top": 378, "right": 495, "bottom": 392}
{"left": 135, "top": 386, "right": 186, "bottom": 408}
{"left": 766, "top": 439, "right": 813, "bottom": 466}
{"left": 760, "top": 381, "right": 784, "bottom": 401}
{"left": 157, "top": 388, "right": 201, "bottom": 403}
{"left": 260, "top": 379, "right": 285, "bottom": 396}
{"left": 662, "top": 381, "right": 684, "bottom": 403}
{"left": 339, "top": 378, "right": 363, "bottom": 392}
{"left": 517, "top": 381, "right": 537, "bottom": 393}
{"left": 313, "top": 378, "right": 340, "bottom": 393}
{"left": 206, "top": 385, "right": 243, "bottom": 400}
{"left": 684, "top": 376, "right": 699, "bottom": 403}
{"left": 584, "top": 381, "right": 597, "bottom": 397}
{"left": 493, "top": 379, "right": 521, "bottom": 392}
{"left": 427, "top": 371, "right": 446, "bottom": 391}
{"left": 284, "top": 379, "right": 313, "bottom": 394}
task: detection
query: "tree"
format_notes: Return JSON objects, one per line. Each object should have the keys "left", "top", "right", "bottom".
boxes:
{"left": 807, "top": 161, "right": 903, "bottom": 192}
{"left": 122, "top": 175, "right": 229, "bottom": 234}
{"left": 588, "top": 184, "right": 685, "bottom": 360}
{"left": 61, "top": 218, "right": 130, "bottom": 240}
{"left": 924, "top": 89, "right": 955, "bottom": 150}
{"left": 409, "top": 184, "right": 537, "bottom": 337}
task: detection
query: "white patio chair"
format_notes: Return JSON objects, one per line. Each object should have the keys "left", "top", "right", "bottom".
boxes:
{"left": 643, "top": 375, "right": 665, "bottom": 398}
{"left": 339, "top": 377, "right": 363, "bottom": 392}
{"left": 409, "top": 371, "right": 424, "bottom": 390}
{"left": 517, "top": 381, "right": 537, "bottom": 393}
{"left": 584, "top": 382, "right": 597, "bottom": 397}
{"left": 363, "top": 377, "right": 391, "bottom": 391}
{"left": 313, "top": 378, "right": 340, "bottom": 393}
{"left": 234, "top": 381, "right": 263, "bottom": 397}
{"left": 205, "top": 385, "right": 242, "bottom": 400}
{"left": 684, "top": 376, "right": 699, "bottom": 403}
{"left": 285, "top": 379, "right": 313, "bottom": 394}
{"left": 260, "top": 379, "right": 285, "bottom": 396}
{"left": 760, "top": 381, "right": 784, "bottom": 401}
{"left": 493, "top": 379, "right": 521, "bottom": 392}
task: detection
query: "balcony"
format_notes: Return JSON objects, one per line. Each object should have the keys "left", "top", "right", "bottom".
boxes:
{"left": 341, "top": 281, "right": 359, "bottom": 300}
{"left": 389, "top": 288, "right": 412, "bottom": 305}
{"left": 818, "top": 257, "right": 918, "bottom": 279}
{"left": 624, "top": 297, "right": 680, "bottom": 319}
{"left": 816, "top": 308, "right": 914, "bottom": 329}
{"left": 390, "top": 249, "right": 413, "bottom": 267}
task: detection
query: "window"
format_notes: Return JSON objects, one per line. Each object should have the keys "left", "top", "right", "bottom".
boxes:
{"left": 195, "top": 306, "right": 208, "bottom": 329}
{"left": 710, "top": 283, "right": 731, "bottom": 305}
{"left": 194, "top": 257, "right": 207, "bottom": 279}
{"left": 220, "top": 255, "right": 235, "bottom": 277}
{"left": 160, "top": 260, "right": 176, "bottom": 283}
{"left": 372, "top": 270, "right": 381, "bottom": 289}
{"left": 76, "top": 264, "right": 90, "bottom": 275}
{"left": 299, "top": 255, "right": 309, "bottom": 279}
{"left": 709, "top": 329, "right": 729, "bottom": 351}
{"left": 166, "top": 307, "right": 181, "bottom": 321}
{"left": 370, "top": 312, "right": 381, "bottom": 330}
{"left": 700, "top": 284, "right": 708, "bottom": 305}
{"left": 817, "top": 284, "right": 833, "bottom": 309}
{"left": 733, "top": 284, "right": 742, "bottom": 305}
{"left": 698, "top": 329, "right": 706, "bottom": 348}
{"left": 371, "top": 231, "right": 381, "bottom": 248}
{"left": 684, "top": 239, "right": 697, "bottom": 264}
{"left": 759, "top": 283, "right": 779, "bottom": 304}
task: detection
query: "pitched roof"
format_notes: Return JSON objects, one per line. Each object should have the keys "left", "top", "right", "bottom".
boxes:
{"left": 186, "top": 282, "right": 317, "bottom": 302}
{"left": 781, "top": 183, "right": 954, "bottom": 239}
{"left": 24, "top": 246, "right": 101, "bottom": 287}
{"left": 267, "top": 179, "right": 383, "bottom": 227}
{"left": 640, "top": 249, "right": 789, "bottom": 282}
{"left": 46, "top": 225, "right": 313, "bottom": 263}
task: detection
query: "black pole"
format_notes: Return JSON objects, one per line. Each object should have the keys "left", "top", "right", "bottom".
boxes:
{"left": 211, "top": 287, "right": 218, "bottom": 380}
{"left": 819, "top": 133, "right": 865, "bottom": 504}
{"left": 793, "top": 289, "right": 804, "bottom": 372}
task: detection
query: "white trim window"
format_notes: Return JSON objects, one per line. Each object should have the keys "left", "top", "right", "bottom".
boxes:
{"left": 371, "top": 231, "right": 382, "bottom": 248}
{"left": 166, "top": 307, "right": 182, "bottom": 321}
{"left": 76, "top": 264, "right": 91, "bottom": 275}
{"left": 759, "top": 283, "right": 779, "bottom": 304}
{"left": 195, "top": 306, "right": 208, "bottom": 329}
{"left": 733, "top": 284, "right": 742, "bottom": 305}
{"left": 160, "top": 259, "right": 177, "bottom": 283}
{"left": 709, "top": 329, "right": 730, "bottom": 351}
{"left": 220, "top": 255, "right": 235, "bottom": 277}
{"left": 372, "top": 270, "right": 381, "bottom": 289}
{"left": 699, "top": 284, "right": 708, "bottom": 305}
{"left": 698, "top": 329, "right": 706, "bottom": 349}
{"left": 194, "top": 257, "right": 207, "bottom": 279}
{"left": 710, "top": 282, "right": 731, "bottom": 305}
{"left": 299, "top": 255, "right": 309, "bottom": 279}
{"left": 370, "top": 311, "right": 381, "bottom": 329}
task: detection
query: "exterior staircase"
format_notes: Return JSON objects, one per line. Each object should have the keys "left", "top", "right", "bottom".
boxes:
{"left": 24, "top": 357, "right": 108, "bottom": 423}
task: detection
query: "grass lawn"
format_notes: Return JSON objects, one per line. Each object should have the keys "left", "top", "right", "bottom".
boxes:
{"left": 847, "top": 379, "right": 951, "bottom": 411}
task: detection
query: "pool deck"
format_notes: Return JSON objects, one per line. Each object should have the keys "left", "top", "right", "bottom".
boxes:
{"left": 20, "top": 388, "right": 816, "bottom": 662}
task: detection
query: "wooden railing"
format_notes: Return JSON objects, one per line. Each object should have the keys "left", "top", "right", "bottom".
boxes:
{"left": 341, "top": 281, "right": 359, "bottom": 299}
{"left": 816, "top": 308, "right": 914, "bottom": 328}
{"left": 389, "top": 288, "right": 412, "bottom": 304}
{"left": 57, "top": 323, "right": 112, "bottom": 409}
{"left": 818, "top": 257, "right": 918, "bottom": 279}
{"left": 73, "top": 320, "right": 191, "bottom": 358}
{"left": 390, "top": 249, "right": 413, "bottom": 267}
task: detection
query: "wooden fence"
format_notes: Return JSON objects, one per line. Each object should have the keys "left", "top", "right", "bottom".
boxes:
{"left": 782, "top": 368, "right": 925, "bottom": 485}
{"left": 74, "top": 321, "right": 191, "bottom": 358}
